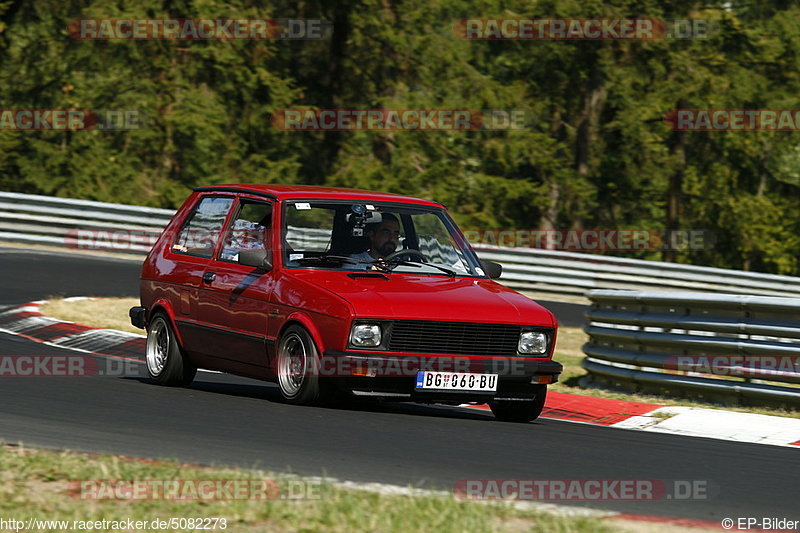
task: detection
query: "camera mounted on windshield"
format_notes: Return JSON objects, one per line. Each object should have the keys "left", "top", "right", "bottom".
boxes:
{"left": 349, "top": 204, "right": 380, "bottom": 237}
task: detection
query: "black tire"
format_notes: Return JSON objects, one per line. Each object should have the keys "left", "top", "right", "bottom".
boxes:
{"left": 276, "top": 324, "right": 328, "bottom": 405}
{"left": 489, "top": 385, "right": 547, "bottom": 423}
{"left": 145, "top": 313, "right": 197, "bottom": 387}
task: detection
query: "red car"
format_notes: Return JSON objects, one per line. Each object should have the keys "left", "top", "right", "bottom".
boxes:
{"left": 130, "top": 184, "right": 561, "bottom": 422}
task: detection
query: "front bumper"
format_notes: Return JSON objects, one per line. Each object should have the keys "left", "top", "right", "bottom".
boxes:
{"left": 323, "top": 350, "right": 562, "bottom": 402}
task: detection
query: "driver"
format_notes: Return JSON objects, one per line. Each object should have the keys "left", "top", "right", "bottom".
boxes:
{"left": 350, "top": 213, "right": 401, "bottom": 263}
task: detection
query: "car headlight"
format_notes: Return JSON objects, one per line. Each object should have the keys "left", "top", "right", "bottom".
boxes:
{"left": 518, "top": 331, "right": 548, "bottom": 355}
{"left": 350, "top": 324, "right": 382, "bottom": 347}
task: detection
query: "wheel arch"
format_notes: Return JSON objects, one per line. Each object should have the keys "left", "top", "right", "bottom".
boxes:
{"left": 147, "top": 299, "right": 186, "bottom": 347}
{"left": 278, "top": 312, "right": 325, "bottom": 354}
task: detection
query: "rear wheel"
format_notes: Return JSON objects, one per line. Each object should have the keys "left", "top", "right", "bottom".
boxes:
{"left": 276, "top": 325, "right": 327, "bottom": 405}
{"left": 490, "top": 385, "right": 547, "bottom": 422}
{"left": 145, "top": 313, "right": 196, "bottom": 386}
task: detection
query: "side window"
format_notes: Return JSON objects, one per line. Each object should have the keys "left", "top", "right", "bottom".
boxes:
{"left": 218, "top": 201, "right": 273, "bottom": 263}
{"left": 172, "top": 197, "right": 234, "bottom": 258}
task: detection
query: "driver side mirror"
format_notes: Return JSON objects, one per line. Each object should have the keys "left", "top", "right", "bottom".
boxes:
{"left": 239, "top": 249, "right": 272, "bottom": 270}
{"left": 479, "top": 259, "right": 502, "bottom": 279}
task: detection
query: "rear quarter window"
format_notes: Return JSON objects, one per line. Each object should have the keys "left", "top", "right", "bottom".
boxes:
{"left": 172, "top": 196, "right": 234, "bottom": 258}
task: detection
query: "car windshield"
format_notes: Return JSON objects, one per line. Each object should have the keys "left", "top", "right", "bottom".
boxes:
{"left": 282, "top": 200, "right": 484, "bottom": 277}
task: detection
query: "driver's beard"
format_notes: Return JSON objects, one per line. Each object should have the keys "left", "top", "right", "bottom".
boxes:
{"left": 378, "top": 242, "right": 396, "bottom": 257}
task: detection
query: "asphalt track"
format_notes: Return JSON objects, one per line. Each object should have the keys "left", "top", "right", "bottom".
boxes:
{"left": 0, "top": 246, "right": 798, "bottom": 522}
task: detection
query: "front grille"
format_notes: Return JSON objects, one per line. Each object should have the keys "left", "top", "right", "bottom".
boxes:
{"left": 387, "top": 320, "right": 522, "bottom": 356}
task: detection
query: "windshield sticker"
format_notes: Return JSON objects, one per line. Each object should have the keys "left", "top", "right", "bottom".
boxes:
{"left": 295, "top": 202, "right": 311, "bottom": 210}
{"left": 289, "top": 253, "right": 305, "bottom": 261}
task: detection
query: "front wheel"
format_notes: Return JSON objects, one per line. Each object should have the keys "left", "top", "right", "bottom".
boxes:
{"left": 145, "top": 313, "right": 196, "bottom": 386}
{"left": 276, "top": 325, "right": 327, "bottom": 405}
{"left": 490, "top": 385, "right": 547, "bottom": 422}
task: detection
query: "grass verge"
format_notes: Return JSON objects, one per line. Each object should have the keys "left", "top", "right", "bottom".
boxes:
{"left": 0, "top": 444, "right": 614, "bottom": 533}
{"left": 41, "top": 297, "right": 143, "bottom": 335}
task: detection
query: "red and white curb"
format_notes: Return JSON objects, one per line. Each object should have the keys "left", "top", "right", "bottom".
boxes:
{"left": 0, "top": 299, "right": 145, "bottom": 362}
{"left": 613, "top": 405, "right": 800, "bottom": 448}
{"left": 4, "top": 299, "right": 800, "bottom": 448}
{"left": 466, "top": 391, "right": 800, "bottom": 448}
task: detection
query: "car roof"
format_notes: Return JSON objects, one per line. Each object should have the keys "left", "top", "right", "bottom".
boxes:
{"left": 193, "top": 184, "right": 444, "bottom": 208}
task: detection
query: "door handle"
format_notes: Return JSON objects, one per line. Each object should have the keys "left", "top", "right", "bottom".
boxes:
{"left": 202, "top": 272, "right": 216, "bottom": 283}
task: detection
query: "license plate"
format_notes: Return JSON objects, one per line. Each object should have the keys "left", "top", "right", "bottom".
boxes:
{"left": 415, "top": 371, "right": 498, "bottom": 392}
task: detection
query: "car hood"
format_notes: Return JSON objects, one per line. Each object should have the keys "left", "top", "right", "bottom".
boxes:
{"left": 288, "top": 270, "right": 556, "bottom": 326}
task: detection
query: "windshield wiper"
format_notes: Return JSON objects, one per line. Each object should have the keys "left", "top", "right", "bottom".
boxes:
{"left": 384, "top": 259, "right": 457, "bottom": 277}
{"left": 293, "top": 255, "right": 392, "bottom": 273}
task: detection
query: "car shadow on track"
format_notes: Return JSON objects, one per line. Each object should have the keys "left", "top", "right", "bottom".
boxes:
{"left": 125, "top": 374, "right": 521, "bottom": 423}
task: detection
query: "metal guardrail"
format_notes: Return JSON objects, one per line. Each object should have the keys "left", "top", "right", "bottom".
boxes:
{"left": 583, "top": 290, "right": 800, "bottom": 406}
{"left": 0, "top": 191, "right": 174, "bottom": 253}
{"left": 3, "top": 191, "right": 800, "bottom": 298}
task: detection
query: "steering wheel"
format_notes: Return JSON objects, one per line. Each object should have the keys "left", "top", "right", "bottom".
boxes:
{"left": 383, "top": 249, "right": 426, "bottom": 262}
